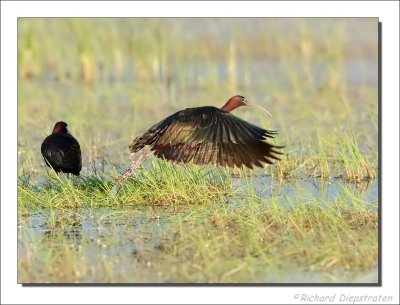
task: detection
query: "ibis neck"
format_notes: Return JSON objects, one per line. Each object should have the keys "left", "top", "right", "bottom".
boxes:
{"left": 221, "top": 102, "right": 240, "bottom": 113}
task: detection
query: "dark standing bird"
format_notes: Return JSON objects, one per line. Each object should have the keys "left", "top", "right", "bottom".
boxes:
{"left": 117, "top": 95, "right": 283, "bottom": 183}
{"left": 41, "top": 121, "right": 82, "bottom": 176}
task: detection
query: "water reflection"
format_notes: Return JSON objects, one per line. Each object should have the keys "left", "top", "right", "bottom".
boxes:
{"left": 231, "top": 176, "right": 378, "bottom": 208}
{"left": 18, "top": 209, "right": 170, "bottom": 264}
{"left": 18, "top": 174, "right": 378, "bottom": 283}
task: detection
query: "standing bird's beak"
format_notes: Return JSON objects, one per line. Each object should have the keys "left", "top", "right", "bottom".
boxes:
{"left": 243, "top": 99, "right": 273, "bottom": 118}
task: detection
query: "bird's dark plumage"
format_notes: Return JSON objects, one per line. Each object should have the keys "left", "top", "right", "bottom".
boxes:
{"left": 129, "top": 102, "right": 283, "bottom": 169}
{"left": 41, "top": 121, "right": 82, "bottom": 175}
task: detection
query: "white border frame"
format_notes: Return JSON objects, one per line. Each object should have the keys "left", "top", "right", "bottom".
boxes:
{"left": 2, "top": 1, "right": 399, "bottom": 304}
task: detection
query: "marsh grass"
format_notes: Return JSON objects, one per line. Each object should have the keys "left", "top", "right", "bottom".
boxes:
{"left": 18, "top": 163, "right": 378, "bottom": 283}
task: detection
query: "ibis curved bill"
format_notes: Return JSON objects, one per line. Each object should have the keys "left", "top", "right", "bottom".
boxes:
{"left": 244, "top": 100, "right": 273, "bottom": 118}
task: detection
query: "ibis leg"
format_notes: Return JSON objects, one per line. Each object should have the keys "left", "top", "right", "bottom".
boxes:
{"left": 116, "top": 150, "right": 151, "bottom": 184}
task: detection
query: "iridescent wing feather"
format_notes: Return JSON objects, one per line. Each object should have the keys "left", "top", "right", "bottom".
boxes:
{"left": 129, "top": 106, "right": 282, "bottom": 169}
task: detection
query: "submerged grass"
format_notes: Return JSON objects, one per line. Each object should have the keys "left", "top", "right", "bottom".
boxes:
{"left": 18, "top": 162, "right": 378, "bottom": 283}
{"left": 162, "top": 201, "right": 377, "bottom": 283}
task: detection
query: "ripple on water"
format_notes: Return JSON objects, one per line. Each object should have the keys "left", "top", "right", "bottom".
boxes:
{"left": 230, "top": 176, "right": 378, "bottom": 209}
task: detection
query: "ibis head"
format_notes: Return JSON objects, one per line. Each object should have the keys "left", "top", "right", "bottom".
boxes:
{"left": 220, "top": 95, "right": 272, "bottom": 118}
{"left": 52, "top": 121, "right": 69, "bottom": 134}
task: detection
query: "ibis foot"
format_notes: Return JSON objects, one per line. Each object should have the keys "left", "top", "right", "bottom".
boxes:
{"left": 115, "top": 150, "right": 151, "bottom": 185}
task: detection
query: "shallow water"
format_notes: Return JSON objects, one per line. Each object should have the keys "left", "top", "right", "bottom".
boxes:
{"left": 231, "top": 176, "right": 378, "bottom": 208}
{"left": 18, "top": 176, "right": 378, "bottom": 283}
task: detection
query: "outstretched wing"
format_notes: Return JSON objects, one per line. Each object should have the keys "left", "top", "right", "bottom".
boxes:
{"left": 130, "top": 106, "right": 283, "bottom": 169}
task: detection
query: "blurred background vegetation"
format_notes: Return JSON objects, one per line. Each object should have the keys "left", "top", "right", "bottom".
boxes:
{"left": 18, "top": 18, "right": 378, "bottom": 178}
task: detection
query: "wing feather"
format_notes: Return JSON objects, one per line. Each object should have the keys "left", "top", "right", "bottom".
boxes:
{"left": 135, "top": 106, "right": 283, "bottom": 169}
